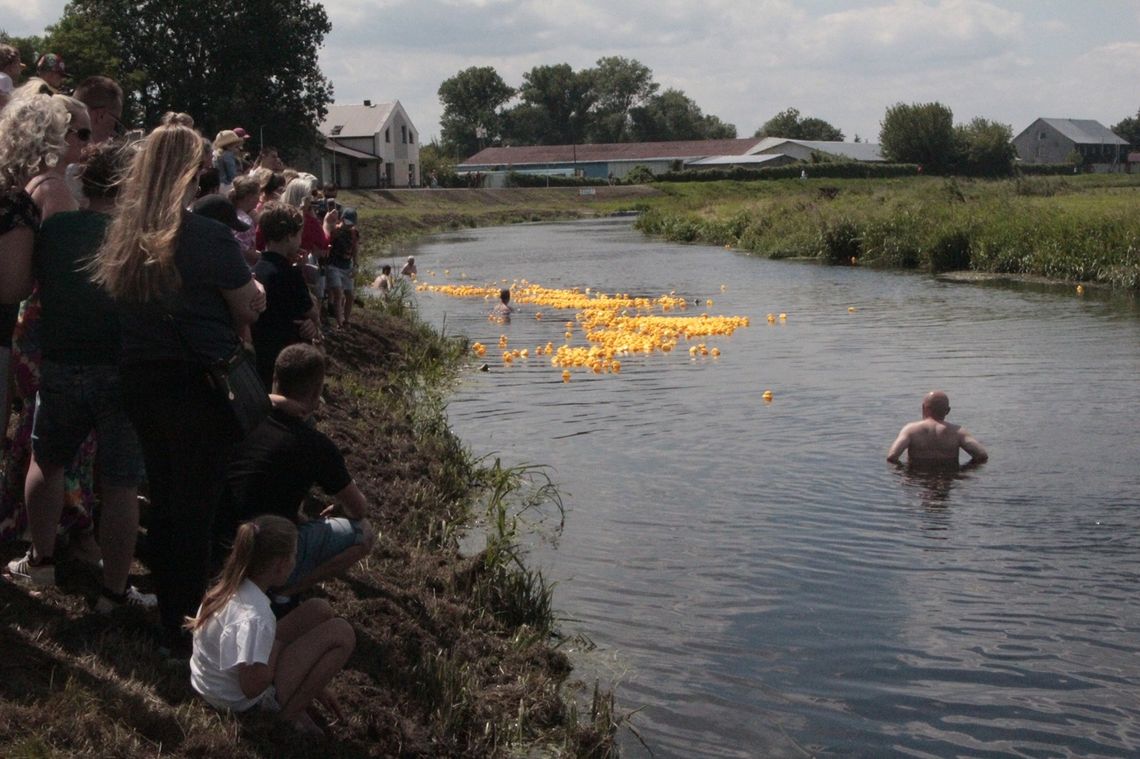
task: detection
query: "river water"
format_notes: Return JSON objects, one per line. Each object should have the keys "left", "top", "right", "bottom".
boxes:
{"left": 401, "top": 218, "right": 1140, "bottom": 758}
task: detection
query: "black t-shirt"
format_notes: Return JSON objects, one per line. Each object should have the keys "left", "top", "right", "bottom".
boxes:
{"left": 119, "top": 212, "right": 252, "bottom": 364}
{"left": 216, "top": 408, "right": 352, "bottom": 542}
{"left": 36, "top": 210, "right": 121, "bottom": 364}
{"left": 251, "top": 250, "right": 311, "bottom": 383}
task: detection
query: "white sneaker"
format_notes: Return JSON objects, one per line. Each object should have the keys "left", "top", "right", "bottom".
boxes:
{"left": 7, "top": 552, "right": 55, "bottom": 586}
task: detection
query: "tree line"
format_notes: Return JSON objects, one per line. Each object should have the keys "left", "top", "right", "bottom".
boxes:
{"left": 438, "top": 58, "right": 743, "bottom": 159}
{"left": 1, "top": 0, "right": 332, "bottom": 161}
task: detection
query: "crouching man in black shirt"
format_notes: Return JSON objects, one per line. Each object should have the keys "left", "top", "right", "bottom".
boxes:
{"left": 214, "top": 343, "right": 376, "bottom": 602}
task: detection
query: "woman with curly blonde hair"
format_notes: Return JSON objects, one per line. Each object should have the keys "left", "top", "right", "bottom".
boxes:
{"left": 0, "top": 83, "right": 70, "bottom": 303}
{"left": 0, "top": 85, "right": 73, "bottom": 544}
{"left": 92, "top": 124, "right": 267, "bottom": 655}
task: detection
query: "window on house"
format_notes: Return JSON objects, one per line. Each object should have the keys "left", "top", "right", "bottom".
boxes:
{"left": 331, "top": 125, "right": 343, "bottom": 136}
{"left": 385, "top": 128, "right": 390, "bottom": 143}
{"left": 401, "top": 125, "right": 407, "bottom": 144}
{"left": 409, "top": 132, "right": 414, "bottom": 144}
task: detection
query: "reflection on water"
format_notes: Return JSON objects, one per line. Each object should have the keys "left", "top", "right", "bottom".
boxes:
{"left": 403, "top": 219, "right": 1140, "bottom": 758}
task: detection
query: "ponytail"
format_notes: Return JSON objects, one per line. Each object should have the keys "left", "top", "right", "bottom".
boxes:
{"left": 186, "top": 515, "right": 297, "bottom": 631}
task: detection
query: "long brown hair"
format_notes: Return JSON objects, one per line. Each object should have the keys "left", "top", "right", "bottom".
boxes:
{"left": 90, "top": 124, "right": 203, "bottom": 302}
{"left": 186, "top": 515, "right": 297, "bottom": 632}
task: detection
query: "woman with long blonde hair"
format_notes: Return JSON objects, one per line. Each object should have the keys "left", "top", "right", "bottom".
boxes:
{"left": 189, "top": 515, "right": 355, "bottom": 735}
{"left": 92, "top": 123, "right": 267, "bottom": 655}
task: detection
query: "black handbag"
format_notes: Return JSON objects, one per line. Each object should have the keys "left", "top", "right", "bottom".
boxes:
{"left": 166, "top": 315, "right": 270, "bottom": 439}
{"left": 202, "top": 343, "right": 271, "bottom": 438}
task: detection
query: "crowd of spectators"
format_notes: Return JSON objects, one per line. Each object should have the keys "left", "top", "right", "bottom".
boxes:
{"left": 0, "top": 61, "right": 373, "bottom": 735}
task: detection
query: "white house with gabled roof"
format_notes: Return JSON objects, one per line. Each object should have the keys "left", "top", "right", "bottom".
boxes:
{"left": 316, "top": 100, "right": 420, "bottom": 188}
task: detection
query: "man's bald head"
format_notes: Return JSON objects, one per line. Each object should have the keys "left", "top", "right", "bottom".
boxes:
{"left": 922, "top": 391, "right": 950, "bottom": 421}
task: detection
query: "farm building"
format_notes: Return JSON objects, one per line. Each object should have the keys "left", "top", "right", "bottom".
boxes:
{"left": 314, "top": 100, "right": 421, "bottom": 188}
{"left": 458, "top": 137, "right": 883, "bottom": 184}
{"left": 1013, "top": 118, "right": 1128, "bottom": 172}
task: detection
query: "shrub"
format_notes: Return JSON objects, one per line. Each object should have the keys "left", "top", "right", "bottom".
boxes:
{"left": 820, "top": 218, "right": 862, "bottom": 264}
{"left": 506, "top": 172, "right": 607, "bottom": 188}
{"left": 655, "top": 162, "right": 920, "bottom": 182}
{"left": 927, "top": 230, "right": 972, "bottom": 272}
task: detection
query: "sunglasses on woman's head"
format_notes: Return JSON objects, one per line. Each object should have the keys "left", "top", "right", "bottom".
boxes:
{"left": 69, "top": 127, "right": 92, "bottom": 142}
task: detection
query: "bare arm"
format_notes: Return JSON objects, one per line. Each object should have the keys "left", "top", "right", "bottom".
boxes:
{"left": 322, "top": 481, "right": 368, "bottom": 521}
{"left": 886, "top": 425, "right": 912, "bottom": 464}
{"left": 0, "top": 228, "right": 34, "bottom": 303}
{"left": 221, "top": 278, "right": 266, "bottom": 329}
{"left": 236, "top": 639, "right": 281, "bottom": 698}
{"left": 959, "top": 430, "right": 988, "bottom": 463}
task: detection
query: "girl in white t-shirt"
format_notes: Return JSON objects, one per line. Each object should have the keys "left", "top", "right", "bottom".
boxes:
{"left": 187, "top": 515, "right": 356, "bottom": 735}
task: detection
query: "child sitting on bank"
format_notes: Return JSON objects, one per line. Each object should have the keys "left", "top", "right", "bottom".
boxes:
{"left": 188, "top": 514, "right": 356, "bottom": 736}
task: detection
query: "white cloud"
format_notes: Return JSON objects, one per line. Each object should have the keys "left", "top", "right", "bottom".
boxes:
{"left": 0, "top": 0, "right": 65, "bottom": 34}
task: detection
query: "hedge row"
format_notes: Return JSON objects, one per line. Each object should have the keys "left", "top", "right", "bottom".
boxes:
{"left": 653, "top": 162, "right": 921, "bottom": 182}
{"left": 506, "top": 172, "right": 610, "bottom": 188}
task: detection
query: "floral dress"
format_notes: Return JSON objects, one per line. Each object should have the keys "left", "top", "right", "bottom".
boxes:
{"left": 0, "top": 187, "right": 97, "bottom": 542}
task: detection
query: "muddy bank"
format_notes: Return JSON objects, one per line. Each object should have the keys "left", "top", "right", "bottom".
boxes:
{"left": 0, "top": 301, "right": 614, "bottom": 757}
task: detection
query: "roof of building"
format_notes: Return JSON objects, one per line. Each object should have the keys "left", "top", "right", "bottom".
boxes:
{"left": 749, "top": 137, "right": 885, "bottom": 161}
{"left": 460, "top": 138, "right": 764, "bottom": 167}
{"left": 1022, "top": 118, "right": 1128, "bottom": 146}
{"left": 686, "top": 153, "right": 794, "bottom": 167}
{"left": 319, "top": 102, "right": 397, "bottom": 138}
{"left": 324, "top": 138, "right": 380, "bottom": 160}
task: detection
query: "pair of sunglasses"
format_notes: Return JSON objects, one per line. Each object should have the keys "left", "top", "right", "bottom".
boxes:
{"left": 68, "top": 126, "right": 92, "bottom": 142}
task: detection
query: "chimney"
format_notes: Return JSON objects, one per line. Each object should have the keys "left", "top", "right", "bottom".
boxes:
{"left": 364, "top": 99, "right": 372, "bottom": 107}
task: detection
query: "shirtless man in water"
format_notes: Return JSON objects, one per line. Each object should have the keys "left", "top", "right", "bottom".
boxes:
{"left": 886, "top": 391, "right": 988, "bottom": 467}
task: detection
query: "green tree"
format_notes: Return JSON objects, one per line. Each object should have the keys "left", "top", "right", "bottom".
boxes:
{"left": 418, "top": 140, "right": 457, "bottom": 185}
{"left": 754, "top": 107, "right": 844, "bottom": 141}
{"left": 1111, "top": 109, "right": 1140, "bottom": 147}
{"left": 879, "top": 102, "right": 956, "bottom": 172}
{"left": 46, "top": 0, "right": 332, "bottom": 160}
{"left": 954, "top": 117, "right": 1015, "bottom": 176}
{"left": 586, "top": 56, "right": 658, "bottom": 143}
{"left": 505, "top": 63, "right": 597, "bottom": 146}
{"left": 629, "top": 89, "right": 736, "bottom": 141}
{"left": 438, "top": 65, "right": 514, "bottom": 160}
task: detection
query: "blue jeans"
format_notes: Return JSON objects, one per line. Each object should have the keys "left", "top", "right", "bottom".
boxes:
{"left": 286, "top": 517, "right": 365, "bottom": 588}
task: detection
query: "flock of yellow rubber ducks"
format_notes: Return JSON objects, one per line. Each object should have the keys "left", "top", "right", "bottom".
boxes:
{"left": 422, "top": 278, "right": 761, "bottom": 382}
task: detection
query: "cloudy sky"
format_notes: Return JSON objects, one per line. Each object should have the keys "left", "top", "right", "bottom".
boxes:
{"left": 4, "top": 0, "right": 1139, "bottom": 144}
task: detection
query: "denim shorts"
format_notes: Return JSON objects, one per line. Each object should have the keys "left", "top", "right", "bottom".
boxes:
{"left": 325, "top": 266, "right": 354, "bottom": 292}
{"left": 32, "top": 361, "right": 146, "bottom": 486}
{"left": 286, "top": 517, "right": 365, "bottom": 587}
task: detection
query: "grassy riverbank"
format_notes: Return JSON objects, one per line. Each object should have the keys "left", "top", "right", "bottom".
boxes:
{"left": 340, "top": 185, "right": 660, "bottom": 258}
{"left": 0, "top": 296, "right": 617, "bottom": 757}
{"left": 634, "top": 174, "right": 1140, "bottom": 288}
{"left": 339, "top": 176, "right": 1140, "bottom": 290}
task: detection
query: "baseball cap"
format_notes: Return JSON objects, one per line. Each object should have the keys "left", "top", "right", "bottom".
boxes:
{"left": 341, "top": 207, "right": 358, "bottom": 226}
{"left": 233, "top": 127, "right": 250, "bottom": 139}
{"left": 36, "top": 53, "right": 66, "bottom": 76}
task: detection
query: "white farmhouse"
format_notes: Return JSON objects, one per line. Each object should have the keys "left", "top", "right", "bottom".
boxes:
{"left": 316, "top": 100, "right": 420, "bottom": 188}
